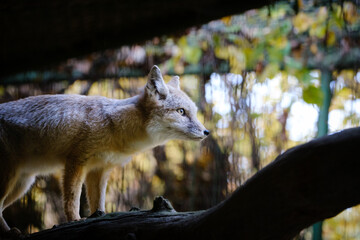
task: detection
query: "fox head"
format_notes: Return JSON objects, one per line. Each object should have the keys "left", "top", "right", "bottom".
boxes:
{"left": 141, "top": 65, "right": 209, "bottom": 143}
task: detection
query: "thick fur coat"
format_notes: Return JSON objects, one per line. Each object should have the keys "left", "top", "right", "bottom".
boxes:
{"left": 0, "top": 66, "right": 209, "bottom": 233}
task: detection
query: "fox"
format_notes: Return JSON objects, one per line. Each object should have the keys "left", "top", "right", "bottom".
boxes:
{"left": 0, "top": 65, "right": 209, "bottom": 235}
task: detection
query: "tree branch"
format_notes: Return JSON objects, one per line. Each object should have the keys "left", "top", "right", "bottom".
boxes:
{"left": 24, "top": 127, "right": 360, "bottom": 240}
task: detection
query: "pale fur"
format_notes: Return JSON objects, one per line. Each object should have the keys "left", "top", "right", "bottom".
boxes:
{"left": 0, "top": 66, "right": 208, "bottom": 233}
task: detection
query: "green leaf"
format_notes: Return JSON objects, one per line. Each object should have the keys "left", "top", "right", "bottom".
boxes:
{"left": 259, "top": 62, "right": 280, "bottom": 82}
{"left": 309, "top": 22, "right": 326, "bottom": 38}
{"left": 279, "top": 20, "right": 292, "bottom": 35}
{"left": 295, "top": 69, "right": 312, "bottom": 85}
{"left": 178, "top": 36, "right": 187, "bottom": 47}
{"left": 213, "top": 112, "right": 223, "bottom": 123}
{"left": 212, "top": 34, "right": 221, "bottom": 48}
{"left": 184, "top": 46, "right": 202, "bottom": 65}
{"left": 303, "top": 85, "right": 324, "bottom": 106}
{"left": 293, "top": 12, "right": 314, "bottom": 33}
{"left": 250, "top": 113, "right": 261, "bottom": 119}
{"left": 267, "top": 46, "right": 284, "bottom": 63}
{"left": 244, "top": 45, "right": 264, "bottom": 69}
{"left": 285, "top": 57, "right": 303, "bottom": 70}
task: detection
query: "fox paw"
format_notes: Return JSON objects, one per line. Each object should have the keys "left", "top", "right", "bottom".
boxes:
{"left": 88, "top": 210, "right": 105, "bottom": 218}
{"left": 74, "top": 217, "right": 87, "bottom": 222}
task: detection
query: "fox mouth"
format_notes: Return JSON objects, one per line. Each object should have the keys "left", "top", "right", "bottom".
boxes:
{"left": 188, "top": 134, "right": 208, "bottom": 141}
{"left": 187, "top": 129, "right": 210, "bottom": 141}
{"left": 170, "top": 128, "right": 208, "bottom": 141}
{"left": 192, "top": 136, "right": 204, "bottom": 141}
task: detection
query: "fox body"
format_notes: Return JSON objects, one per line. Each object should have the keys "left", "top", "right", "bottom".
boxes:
{"left": 0, "top": 66, "right": 209, "bottom": 233}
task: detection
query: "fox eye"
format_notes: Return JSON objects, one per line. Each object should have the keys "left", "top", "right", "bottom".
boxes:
{"left": 176, "top": 108, "right": 185, "bottom": 116}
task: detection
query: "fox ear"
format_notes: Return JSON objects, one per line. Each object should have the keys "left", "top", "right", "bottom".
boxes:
{"left": 168, "top": 76, "right": 180, "bottom": 89}
{"left": 146, "top": 65, "right": 169, "bottom": 100}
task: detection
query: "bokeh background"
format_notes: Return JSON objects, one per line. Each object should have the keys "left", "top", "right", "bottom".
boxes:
{"left": 1, "top": 1, "right": 360, "bottom": 239}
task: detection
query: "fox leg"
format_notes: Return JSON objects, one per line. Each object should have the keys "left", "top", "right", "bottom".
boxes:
{"left": 63, "top": 160, "right": 86, "bottom": 221}
{"left": 0, "top": 213, "right": 9, "bottom": 233}
{"left": 0, "top": 173, "right": 36, "bottom": 237}
{"left": 0, "top": 191, "right": 12, "bottom": 232}
{"left": 0, "top": 165, "right": 18, "bottom": 233}
{"left": 4, "top": 174, "right": 36, "bottom": 209}
{"left": 85, "top": 167, "right": 112, "bottom": 214}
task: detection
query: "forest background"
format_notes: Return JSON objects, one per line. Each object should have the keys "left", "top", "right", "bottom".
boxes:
{"left": 1, "top": 1, "right": 360, "bottom": 239}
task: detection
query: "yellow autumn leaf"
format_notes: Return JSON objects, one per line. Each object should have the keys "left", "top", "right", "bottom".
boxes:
{"left": 269, "top": 36, "right": 288, "bottom": 49}
{"left": 221, "top": 16, "right": 232, "bottom": 25}
{"left": 331, "top": 87, "right": 352, "bottom": 110}
{"left": 228, "top": 46, "right": 245, "bottom": 74}
{"left": 214, "top": 46, "right": 229, "bottom": 60}
{"left": 234, "top": 38, "right": 250, "bottom": 48}
{"left": 310, "top": 21, "right": 326, "bottom": 38}
{"left": 326, "top": 31, "right": 336, "bottom": 46}
{"left": 340, "top": 69, "right": 355, "bottom": 82}
{"left": 336, "top": 87, "right": 352, "bottom": 98}
{"left": 215, "top": 45, "right": 246, "bottom": 73}
{"left": 293, "top": 12, "right": 313, "bottom": 33}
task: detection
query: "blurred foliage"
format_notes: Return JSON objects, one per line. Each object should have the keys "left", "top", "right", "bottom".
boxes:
{"left": 1, "top": 1, "right": 360, "bottom": 239}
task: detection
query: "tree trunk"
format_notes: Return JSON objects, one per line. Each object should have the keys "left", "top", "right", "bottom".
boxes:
{"left": 22, "top": 127, "right": 360, "bottom": 240}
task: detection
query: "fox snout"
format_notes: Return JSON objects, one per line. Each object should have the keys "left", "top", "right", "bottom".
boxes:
{"left": 198, "top": 123, "right": 210, "bottom": 139}
{"left": 198, "top": 129, "right": 210, "bottom": 140}
{"left": 187, "top": 119, "right": 210, "bottom": 141}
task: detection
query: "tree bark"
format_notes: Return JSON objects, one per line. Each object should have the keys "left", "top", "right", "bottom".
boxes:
{"left": 23, "top": 127, "right": 360, "bottom": 240}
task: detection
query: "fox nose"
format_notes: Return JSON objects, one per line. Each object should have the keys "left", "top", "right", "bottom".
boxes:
{"left": 203, "top": 130, "right": 210, "bottom": 136}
